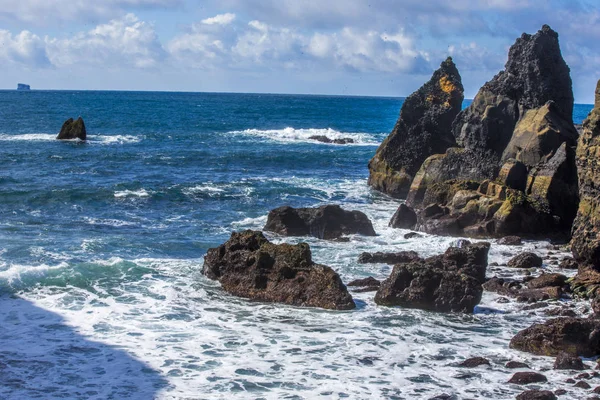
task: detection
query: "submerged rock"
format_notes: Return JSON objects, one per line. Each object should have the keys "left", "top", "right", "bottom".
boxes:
{"left": 57, "top": 117, "right": 86, "bottom": 140}
{"left": 554, "top": 352, "right": 586, "bottom": 370}
{"left": 572, "top": 80, "right": 600, "bottom": 268}
{"left": 459, "top": 357, "right": 490, "bottom": 368}
{"left": 264, "top": 205, "right": 376, "bottom": 240}
{"left": 308, "top": 135, "right": 354, "bottom": 144}
{"left": 203, "top": 230, "right": 355, "bottom": 310}
{"left": 374, "top": 241, "right": 490, "bottom": 313}
{"left": 498, "top": 236, "right": 523, "bottom": 246}
{"left": 510, "top": 317, "right": 600, "bottom": 357}
{"left": 368, "top": 57, "right": 464, "bottom": 198}
{"left": 347, "top": 277, "right": 380, "bottom": 293}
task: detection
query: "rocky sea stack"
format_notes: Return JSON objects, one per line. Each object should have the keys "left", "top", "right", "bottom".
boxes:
{"left": 203, "top": 230, "right": 355, "bottom": 310}
{"left": 57, "top": 117, "right": 87, "bottom": 140}
{"left": 374, "top": 25, "right": 579, "bottom": 239}
{"left": 367, "top": 57, "right": 464, "bottom": 198}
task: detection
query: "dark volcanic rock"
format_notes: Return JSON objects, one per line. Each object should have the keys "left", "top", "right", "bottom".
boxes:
{"left": 527, "top": 273, "right": 568, "bottom": 289}
{"left": 508, "top": 371, "right": 548, "bottom": 384}
{"left": 554, "top": 352, "right": 586, "bottom": 370}
{"left": 497, "top": 236, "right": 523, "bottom": 246}
{"left": 559, "top": 257, "right": 578, "bottom": 270}
{"left": 459, "top": 357, "right": 490, "bottom": 368}
{"left": 368, "top": 57, "right": 464, "bottom": 198}
{"left": 264, "top": 205, "right": 376, "bottom": 240}
{"left": 202, "top": 230, "right": 355, "bottom": 310}
{"left": 57, "top": 117, "right": 86, "bottom": 140}
{"left": 453, "top": 25, "right": 573, "bottom": 157}
{"left": 347, "top": 277, "right": 380, "bottom": 292}
{"left": 516, "top": 390, "right": 557, "bottom": 400}
{"left": 510, "top": 317, "right": 600, "bottom": 357}
{"left": 574, "top": 380, "right": 591, "bottom": 389}
{"left": 374, "top": 241, "right": 490, "bottom": 312}
{"left": 508, "top": 253, "right": 543, "bottom": 269}
{"left": 506, "top": 361, "right": 530, "bottom": 369}
{"left": 572, "top": 80, "right": 600, "bottom": 268}
{"left": 308, "top": 135, "right": 354, "bottom": 144}
{"left": 404, "top": 232, "right": 422, "bottom": 239}
{"left": 389, "top": 204, "right": 417, "bottom": 229}
{"left": 357, "top": 251, "right": 420, "bottom": 265}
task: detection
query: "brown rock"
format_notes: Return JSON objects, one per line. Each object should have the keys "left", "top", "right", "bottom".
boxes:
{"left": 516, "top": 390, "right": 557, "bottom": 400}
{"left": 508, "top": 252, "right": 543, "bottom": 269}
{"left": 458, "top": 357, "right": 490, "bottom": 368}
{"left": 508, "top": 371, "right": 548, "bottom": 384}
{"left": 554, "top": 352, "right": 586, "bottom": 370}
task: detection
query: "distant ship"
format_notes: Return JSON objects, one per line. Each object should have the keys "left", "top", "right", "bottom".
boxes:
{"left": 17, "top": 83, "right": 31, "bottom": 91}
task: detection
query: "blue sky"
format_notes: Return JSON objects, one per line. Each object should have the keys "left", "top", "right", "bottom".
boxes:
{"left": 1, "top": 0, "right": 598, "bottom": 103}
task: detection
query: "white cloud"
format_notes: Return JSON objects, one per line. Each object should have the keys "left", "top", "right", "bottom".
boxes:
{"left": 201, "top": 13, "right": 236, "bottom": 26}
{"left": 45, "top": 14, "right": 165, "bottom": 68}
{"left": 0, "top": 29, "right": 50, "bottom": 67}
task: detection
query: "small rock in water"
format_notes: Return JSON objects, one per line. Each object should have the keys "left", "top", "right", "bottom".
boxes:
{"left": 506, "top": 361, "right": 530, "bottom": 369}
{"left": 508, "top": 371, "right": 548, "bottom": 384}
{"left": 458, "top": 357, "right": 490, "bottom": 368}
{"left": 404, "top": 232, "right": 423, "bottom": 239}
{"left": 554, "top": 352, "right": 586, "bottom": 370}
{"left": 357, "top": 251, "right": 420, "bottom": 265}
{"left": 559, "top": 257, "right": 579, "bottom": 270}
{"left": 57, "top": 117, "right": 86, "bottom": 140}
{"left": 347, "top": 277, "right": 380, "bottom": 293}
{"left": 498, "top": 236, "right": 523, "bottom": 246}
{"left": 308, "top": 135, "right": 354, "bottom": 144}
{"left": 516, "top": 390, "right": 557, "bottom": 400}
{"left": 508, "top": 252, "right": 543, "bottom": 269}
{"left": 574, "top": 380, "right": 591, "bottom": 389}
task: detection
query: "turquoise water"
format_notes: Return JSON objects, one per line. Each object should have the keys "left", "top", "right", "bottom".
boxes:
{"left": 0, "top": 91, "right": 593, "bottom": 399}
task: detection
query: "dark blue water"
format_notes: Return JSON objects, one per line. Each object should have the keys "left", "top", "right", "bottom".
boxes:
{"left": 0, "top": 91, "right": 593, "bottom": 400}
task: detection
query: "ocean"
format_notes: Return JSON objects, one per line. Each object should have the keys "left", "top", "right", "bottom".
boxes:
{"left": 0, "top": 90, "right": 594, "bottom": 399}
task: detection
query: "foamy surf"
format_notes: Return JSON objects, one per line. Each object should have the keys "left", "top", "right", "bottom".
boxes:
{"left": 0, "top": 133, "right": 142, "bottom": 144}
{"left": 229, "top": 127, "right": 380, "bottom": 145}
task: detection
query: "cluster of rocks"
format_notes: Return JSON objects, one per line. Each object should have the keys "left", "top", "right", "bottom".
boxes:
{"left": 308, "top": 135, "right": 355, "bottom": 145}
{"left": 369, "top": 25, "right": 580, "bottom": 239}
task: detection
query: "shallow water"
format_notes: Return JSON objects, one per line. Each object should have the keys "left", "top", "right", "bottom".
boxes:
{"left": 0, "top": 91, "right": 594, "bottom": 399}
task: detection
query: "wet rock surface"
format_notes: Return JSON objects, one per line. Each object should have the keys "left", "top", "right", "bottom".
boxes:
{"left": 264, "top": 205, "right": 376, "bottom": 240}
{"left": 57, "top": 117, "right": 87, "bottom": 140}
{"left": 508, "top": 253, "right": 544, "bottom": 269}
{"left": 357, "top": 251, "right": 420, "bottom": 264}
{"left": 516, "top": 390, "right": 557, "bottom": 400}
{"left": 374, "top": 242, "right": 490, "bottom": 312}
{"left": 203, "top": 230, "right": 356, "bottom": 310}
{"left": 508, "top": 371, "right": 548, "bottom": 384}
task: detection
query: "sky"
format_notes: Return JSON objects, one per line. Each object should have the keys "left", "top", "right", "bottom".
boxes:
{"left": 0, "top": 0, "right": 599, "bottom": 103}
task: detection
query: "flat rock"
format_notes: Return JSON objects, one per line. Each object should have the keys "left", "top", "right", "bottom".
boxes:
{"left": 203, "top": 230, "right": 355, "bottom": 310}
{"left": 506, "top": 361, "right": 530, "bottom": 369}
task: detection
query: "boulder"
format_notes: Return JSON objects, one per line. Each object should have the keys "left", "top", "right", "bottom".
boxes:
{"left": 527, "top": 273, "right": 568, "bottom": 289}
{"left": 508, "top": 372, "right": 548, "bottom": 384}
{"left": 357, "top": 251, "right": 420, "bottom": 265}
{"left": 374, "top": 241, "right": 490, "bottom": 312}
{"left": 508, "top": 252, "right": 543, "bottom": 269}
{"left": 554, "top": 352, "right": 586, "bottom": 370}
{"left": 516, "top": 390, "right": 557, "bottom": 400}
{"left": 202, "top": 230, "right": 355, "bottom": 310}
{"left": 263, "top": 205, "right": 376, "bottom": 240}
{"left": 498, "top": 160, "right": 528, "bottom": 191}
{"left": 506, "top": 361, "right": 530, "bottom": 369}
{"left": 497, "top": 236, "right": 523, "bottom": 246}
{"left": 572, "top": 80, "right": 600, "bottom": 268}
{"left": 559, "top": 257, "right": 578, "bottom": 270}
{"left": 389, "top": 204, "right": 417, "bottom": 229}
{"left": 458, "top": 357, "right": 490, "bottom": 368}
{"left": 404, "top": 232, "right": 423, "bottom": 239}
{"left": 57, "top": 117, "right": 86, "bottom": 140}
{"left": 570, "top": 266, "right": 600, "bottom": 299}
{"left": 509, "top": 317, "right": 600, "bottom": 357}
{"left": 453, "top": 25, "right": 573, "bottom": 157}
{"left": 347, "top": 277, "right": 380, "bottom": 293}
{"left": 368, "top": 57, "right": 464, "bottom": 198}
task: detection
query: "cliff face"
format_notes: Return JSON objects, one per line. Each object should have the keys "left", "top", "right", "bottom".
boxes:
{"left": 367, "top": 57, "right": 464, "bottom": 198}
{"left": 571, "top": 81, "right": 600, "bottom": 267}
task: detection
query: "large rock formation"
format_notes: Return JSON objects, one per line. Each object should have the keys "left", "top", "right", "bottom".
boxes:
{"left": 203, "top": 230, "right": 355, "bottom": 310}
{"left": 57, "top": 117, "right": 87, "bottom": 140}
{"left": 264, "top": 205, "right": 376, "bottom": 240}
{"left": 368, "top": 57, "right": 464, "bottom": 198}
{"left": 394, "top": 26, "right": 579, "bottom": 239}
{"left": 374, "top": 241, "right": 490, "bottom": 312}
{"left": 572, "top": 80, "right": 600, "bottom": 268}
{"left": 510, "top": 317, "right": 600, "bottom": 357}
{"left": 453, "top": 25, "right": 573, "bottom": 157}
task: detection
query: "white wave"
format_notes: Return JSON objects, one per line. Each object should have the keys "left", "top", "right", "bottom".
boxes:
{"left": 83, "top": 217, "right": 137, "bottom": 227}
{"left": 0, "top": 133, "right": 142, "bottom": 144}
{"left": 0, "top": 262, "right": 69, "bottom": 283}
{"left": 114, "top": 189, "right": 150, "bottom": 198}
{"left": 229, "top": 127, "right": 379, "bottom": 145}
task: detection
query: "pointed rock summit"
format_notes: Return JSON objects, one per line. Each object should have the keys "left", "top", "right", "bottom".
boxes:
{"left": 367, "top": 57, "right": 464, "bottom": 198}
{"left": 57, "top": 117, "right": 87, "bottom": 140}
